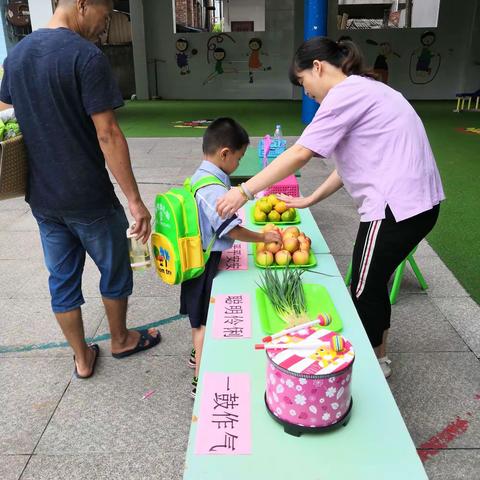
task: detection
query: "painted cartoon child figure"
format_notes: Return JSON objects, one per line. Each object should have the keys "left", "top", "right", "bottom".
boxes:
{"left": 416, "top": 32, "right": 437, "bottom": 76}
{"left": 410, "top": 31, "right": 441, "bottom": 84}
{"left": 203, "top": 48, "right": 237, "bottom": 85}
{"left": 247, "top": 38, "right": 271, "bottom": 83}
{"left": 176, "top": 38, "right": 197, "bottom": 75}
{"left": 366, "top": 39, "right": 400, "bottom": 84}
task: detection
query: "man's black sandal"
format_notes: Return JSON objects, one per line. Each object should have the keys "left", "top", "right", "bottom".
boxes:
{"left": 73, "top": 344, "right": 100, "bottom": 379}
{"left": 111, "top": 329, "right": 161, "bottom": 359}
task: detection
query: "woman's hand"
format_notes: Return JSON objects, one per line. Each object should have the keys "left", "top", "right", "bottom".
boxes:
{"left": 277, "top": 194, "right": 313, "bottom": 209}
{"left": 216, "top": 187, "right": 247, "bottom": 219}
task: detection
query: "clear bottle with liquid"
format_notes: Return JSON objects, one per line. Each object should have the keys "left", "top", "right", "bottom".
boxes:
{"left": 127, "top": 224, "right": 151, "bottom": 272}
{"left": 273, "top": 124, "right": 283, "bottom": 139}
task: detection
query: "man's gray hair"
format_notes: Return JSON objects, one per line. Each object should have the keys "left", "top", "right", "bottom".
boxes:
{"left": 57, "top": 0, "right": 113, "bottom": 6}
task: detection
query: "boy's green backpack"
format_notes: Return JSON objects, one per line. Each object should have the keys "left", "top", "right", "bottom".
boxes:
{"left": 151, "top": 175, "right": 226, "bottom": 285}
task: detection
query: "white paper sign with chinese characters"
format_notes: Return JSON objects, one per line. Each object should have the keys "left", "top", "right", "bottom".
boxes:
{"left": 219, "top": 242, "right": 248, "bottom": 271}
{"left": 213, "top": 294, "right": 251, "bottom": 339}
{"left": 195, "top": 373, "right": 251, "bottom": 455}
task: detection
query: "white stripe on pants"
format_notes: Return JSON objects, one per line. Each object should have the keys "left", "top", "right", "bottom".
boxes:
{"left": 355, "top": 219, "right": 382, "bottom": 299}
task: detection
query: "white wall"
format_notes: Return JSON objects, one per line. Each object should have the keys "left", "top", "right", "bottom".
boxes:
{"left": 461, "top": 0, "right": 480, "bottom": 92}
{"left": 130, "top": 0, "right": 149, "bottom": 99}
{"left": 29, "top": 0, "right": 53, "bottom": 30}
{"left": 223, "top": 0, "right": 265, "bottom": 32}
{"left": 140, "top": 0, "right": 478, "bottom": 100}
{"left": 330, "top": 0, "right": 479, "bottom": 99}
{"left": 412, "top": 0, "right": 440, "bottom": 28}
{"left": 144, "top": 0, "right": 296, "bottom": 99}
{"left": 338, "top": 1, "right": 398, "bottom": 4}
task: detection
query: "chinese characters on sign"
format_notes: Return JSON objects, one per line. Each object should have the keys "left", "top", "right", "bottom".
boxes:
{"left": 219, "top": 242, "right": 248, "bottom": 271}
{"left": 195, "top": 373, "right": 251, "bottom": 455}
{"left": 213, "top": 294, "right": 251, "bottom": 339}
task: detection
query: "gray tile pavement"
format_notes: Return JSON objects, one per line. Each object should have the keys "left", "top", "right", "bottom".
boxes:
{"left": 21, "top": 453, "right": 183, "bottom": 480}
{"left": 0, "top": 358, "right": 74, "bottom": 454}
{"left": 0, "top": 298, "right": 105, "bottom": 358}
{"left": 388, "top": 352, "right": 480, "bottom": 447}
{"left": 388, "top": 294, "right": 470, "bottom": 353}
{"left": 0, "top": 455, "right": 29, "bottom": 480}
{"left": 34, "top": 356, "right": 192, "bottom": 455}
{"left": 423, "top": 450, "right": 480, "bottom": 480}
{"left": 432, "top": 296, "right": 480, "bottom": 358}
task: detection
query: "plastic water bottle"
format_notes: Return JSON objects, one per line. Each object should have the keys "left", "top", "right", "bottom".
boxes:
{"left": 273, "top": 124, "right": 283, "bottom": 139}
{"left": 127, "top": 224, "right": 151, "bottom": 272}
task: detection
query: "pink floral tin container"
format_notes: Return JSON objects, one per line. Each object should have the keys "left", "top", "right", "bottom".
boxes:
{"left": 264, "top": 327, "right": 354, "bottom": 436}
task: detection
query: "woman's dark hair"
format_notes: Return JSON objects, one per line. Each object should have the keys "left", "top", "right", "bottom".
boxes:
{"left": 203, "top": 117, "right": 250, "bottom": 155}
{"left": 289, "top": 36, "right": 377, "bottom": 85}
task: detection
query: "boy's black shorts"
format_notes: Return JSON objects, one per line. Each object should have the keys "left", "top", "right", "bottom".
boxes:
{"left": 180, "top": 251, "right": 222, "bottom": 329}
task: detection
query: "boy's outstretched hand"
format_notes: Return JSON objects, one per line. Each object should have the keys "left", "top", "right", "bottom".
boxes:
{"left": 263, "top": 230, "right": 282, "bottom": 244}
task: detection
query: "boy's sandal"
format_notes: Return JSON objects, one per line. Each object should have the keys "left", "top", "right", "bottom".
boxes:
{"left": 188, "top": 348, "right": 196, "bottom": 368}
{"left": 111, "top": 328, "right": 161, "bottom": 359}
{"left": 191, "top": 376, "right": 199, "bottom": 399}
{"left": 73, "top": 344, "right": 100, "bottom": 379}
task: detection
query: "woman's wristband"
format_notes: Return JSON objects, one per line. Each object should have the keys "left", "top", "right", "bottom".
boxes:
{"left": 236, "top": 185, "right": 249, "bottom": 201}
{"left": 240, "top": 182, "right": 254, "bottom": 200}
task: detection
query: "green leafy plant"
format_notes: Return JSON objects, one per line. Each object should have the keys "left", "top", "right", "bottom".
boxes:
{"left": 257, "top": 267, "right": 309, "bottom": 327}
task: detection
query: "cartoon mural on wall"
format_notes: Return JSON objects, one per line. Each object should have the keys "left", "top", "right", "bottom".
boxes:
{"left": 409, "top": 31, "right": 441, "bottom": 85}
{"left": 247, "top": 38, "right": 271, "bottom": 83}
{"left": 175, "top": 38, "right": 198, "bottom": 75}
{"left": 203, "top": 33, "right": 238, "bottom": 85}
{"left": 366, "top": 39, "right": 400, "bottom": 84}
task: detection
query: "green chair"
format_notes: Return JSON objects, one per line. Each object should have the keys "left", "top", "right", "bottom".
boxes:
{"left": 344, "top": 245, "right": 428, "bottom": 305}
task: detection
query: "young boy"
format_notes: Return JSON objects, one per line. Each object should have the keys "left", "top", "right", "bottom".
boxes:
{"left": 180, "top": 117, "right": 281, "bottom": 398}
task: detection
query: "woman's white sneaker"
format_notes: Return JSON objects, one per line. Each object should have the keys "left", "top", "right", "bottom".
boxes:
{"left": 378, "top": 356, "right": 392, "bottom": 378}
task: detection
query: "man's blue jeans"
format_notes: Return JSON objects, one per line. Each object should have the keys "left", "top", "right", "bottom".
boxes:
{"left": 32, "top": 206, "right": 133, "bottom": 313}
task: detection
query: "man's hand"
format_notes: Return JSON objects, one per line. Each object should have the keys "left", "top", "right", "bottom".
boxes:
{"left": 263, "top": 230, "right": 282, "bottom": 244}
{"left": 128, "top": 199, "right": 151, "bottom": 244}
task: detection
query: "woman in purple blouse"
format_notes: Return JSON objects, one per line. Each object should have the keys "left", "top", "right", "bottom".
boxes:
{"left": 217, "top": 37, "right": 445, "bottom": 378}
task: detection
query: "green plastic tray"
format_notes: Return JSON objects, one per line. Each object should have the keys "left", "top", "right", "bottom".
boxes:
{"left": 255, "top": 283, "right": 343, "bottom": 335}
{"left": 253, "top": 244, "right": 317, "bottom": 269}
{"left": 250, "top": 205, "right": 301, "bottom": 225}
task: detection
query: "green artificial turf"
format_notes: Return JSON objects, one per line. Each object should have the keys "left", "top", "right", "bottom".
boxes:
{"left": 116, "top": 100, "right": 305, "bottom": 137}
{"left": 412, "top": 101, "right": 480, "bottom": 304}
{"left": 117, "top": 99, "right": 480, "bottom": 304}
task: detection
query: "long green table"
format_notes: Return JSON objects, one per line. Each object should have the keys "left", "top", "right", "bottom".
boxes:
{"left": 230, "top": 146, "right": 301, "bottom": 185}
{"left": 183, "top": 214, "right": 427, "bottom": 479}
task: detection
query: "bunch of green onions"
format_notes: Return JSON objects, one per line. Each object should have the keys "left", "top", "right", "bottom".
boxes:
{"left": 257, "top": 267, "right": 309, "bottom": 327}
